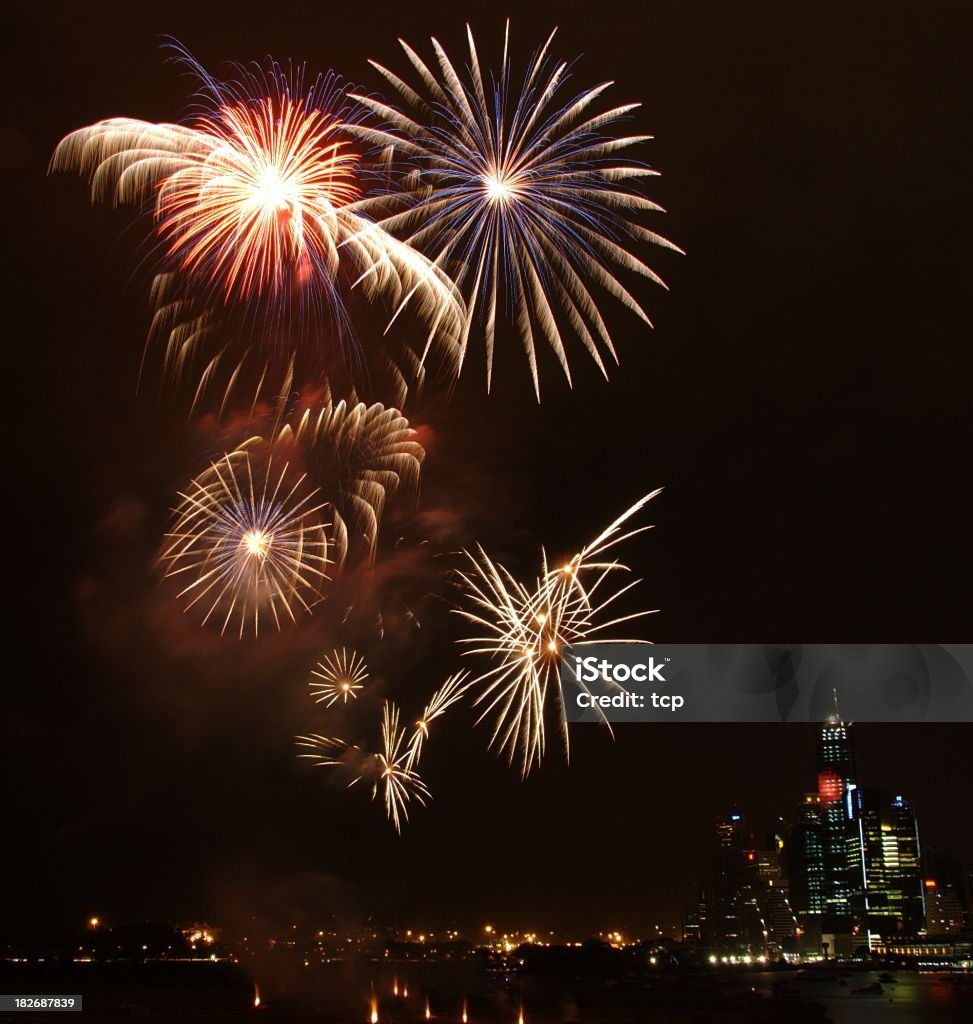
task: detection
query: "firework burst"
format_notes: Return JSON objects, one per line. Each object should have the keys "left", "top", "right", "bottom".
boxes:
{"left": 50, "top": 46, "right": 464, "bottom": 405}
{"left": 296, "top": 702, "right": 430, "bottom": 834}
{"left": 455, "top": 490, "right": 661, "bottom": 776}
{"left": 352, "top": 23, "right": 680, "bottom": 397}
{"left": 161, "top": 445, "right": 332, "bottom": 636}
{"left": 297, "top": 670, "right": 468, "bottom": 831}
{"left": 406, "top": 670, "right": 471, "bottom": 769}
{"left": 309, "top": 647, "right": 369, "bottom": 706}
{"left": 276, "top": 395, "right": 424, "bottom": 566}
{"left": 375, "top": 700, "right": 431, "bottom": 832}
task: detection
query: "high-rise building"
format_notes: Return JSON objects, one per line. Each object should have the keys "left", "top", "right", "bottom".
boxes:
{"left": 682, "top": 884, "right": 710, "bottom": 945}
{"left": 754, "top": 840, "right": 798, "bottom": 955}
{"left": 713, "top": 808, "right": 755, "bottom": 944}
{"left": 844, "top": 787, "right": 927, "bottom": 941}
{"left": 816, "top": 709, "right": 858, "bottom": 927}
{"left": 846, "top": 786, "right": 896, "bottom": 935}
{"left": 924, "top": 880, "right": 965, "bottom": 936}
{"left": 788, "top": 793, "right": 826, "bottom": 918}
{"left": 708, "top": 810, "right": 797, "bottom": 955}
{"left": 889, "top": 795, "right": 925, "bottom": 931}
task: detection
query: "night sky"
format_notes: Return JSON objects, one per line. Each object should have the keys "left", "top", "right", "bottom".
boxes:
{"left": 3, "top": 1, "right": 972, "bottom": 938}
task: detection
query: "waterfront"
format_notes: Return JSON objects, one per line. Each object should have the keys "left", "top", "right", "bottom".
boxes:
{"left": 2, "top": 959, "right": 971, "bottom": 1023}
{"left": 750, "top": 969, "right": 969, "bottom": 1023}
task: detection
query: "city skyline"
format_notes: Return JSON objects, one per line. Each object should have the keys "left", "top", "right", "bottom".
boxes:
{"left": 685, "top": 710, "right": 971, "bottom": 961}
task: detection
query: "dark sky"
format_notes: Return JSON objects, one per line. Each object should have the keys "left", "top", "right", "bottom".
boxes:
{"left": 3, "top": 1, "right": 972, "bottom": 938}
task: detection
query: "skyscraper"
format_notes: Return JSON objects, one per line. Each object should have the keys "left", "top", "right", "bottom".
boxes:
{"left": 889, "top": 795, "right": 925, "bottom": 931}
{"left": 788, "top": 793, "right": 826, "bottom": 918}
{"left": 846, "top": 785, "right": 895, "bottom": 936}
{"left": 842, "top": 786, "right": 928, "bottom": 944}
{"left": 708, "top": 810, "right": 797, "bottom": 954}
{"left": 816, "top": 708, "right": 858, "bottom": 927}
{"left": 713, "top": 808, "right": 754, "bottom": 944}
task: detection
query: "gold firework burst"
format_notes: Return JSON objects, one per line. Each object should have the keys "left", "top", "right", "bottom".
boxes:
{"left": 455, "top": 491, "right": 661, "bottom": 775}
{"left": 309, "top": 648, "right": 369, "bottom": 706}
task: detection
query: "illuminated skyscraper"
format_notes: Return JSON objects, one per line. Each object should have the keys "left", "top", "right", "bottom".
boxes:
{"left": 889, "top": 795, "right": 925, "bottom": 931}
{"left": 815, "top": 706, "right": 858, "bottom": 927}
{"left": 846, "top": 786, "right": 894, "bottom": 936}
{"left": 842, "top": 786, "right": 927, "bottom": 943}
{"left": 788, "top": 793, "right": 826, "bottom": 918}
{"left": 713, "top": 808, "right": 754, "bottom": 944}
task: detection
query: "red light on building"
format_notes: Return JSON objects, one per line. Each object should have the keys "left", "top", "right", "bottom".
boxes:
{"left": 924, "top": 879, "right": 937, "bottom": 889}
{"left": 818, "top": 771, "right": 842, "bottom": 804}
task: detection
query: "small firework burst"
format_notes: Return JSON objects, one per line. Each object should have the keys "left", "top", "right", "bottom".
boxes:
{"left": 309, "top": 648, "right": 369, "bottom": 706}
{"left": 407, "top": 670, "right": 471, "bottom": 769}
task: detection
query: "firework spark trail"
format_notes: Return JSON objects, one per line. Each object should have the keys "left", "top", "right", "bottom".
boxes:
{"left": 161, "top": 446, "right": 332, "bottom": 636}
{"left": 295, "top": 733, "right": 357, "bottom": 768}
{"left": 351, "top": 23, "right": 681, "bottom": 398}
{"left": 50, "top": 47, "right": 464, "bottom": 403}
{"left": 309, "top": 648, "right": 369, "bottom": 706}
{"left": 406, "top": 669, "right": 472, "bottom": 769}
{"left": 455, "top": 490, "right": 662, "bottom": 776}
{"left": 277, "top": 396, "right": 424, "bottom": 567}
{"left": 376, "top": 700, "right": 431, "bottom": 832}
{"left": 295, "top": 705, "right": 430, "bottom": 833}
{"left": 296, "top": 671, "right": 470, "bottom": 831}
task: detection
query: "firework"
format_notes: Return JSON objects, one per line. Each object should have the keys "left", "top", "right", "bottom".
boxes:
{"left": 455, "top": 490, "right": 661, "bottom": 776}
{"left": 276, "top": 395, "right": 424, "bottom": 566}
{"left": 375, "top": 700, "right": 431, "bottom": 832}
{"left": 161, "top": 445, "right": 331, "bottom": 636}
{"left": 295, "top": 733, "right": 359, "bottom": 768}
{"left": 296, "top": 702, "right": 429, "bottom": 833}
{"left": 297, "top": 670, "right": 467, "bottom": 830}
{"left": 309, "top": 647, "right": 369, "bottom": 706}
{"left": 50, "top": 47, "right": 464, "bottom": 404}
{"left": 406, "top": 670, "right": 471, "bottom": 769}
{"left": 351, "top": 24, "right": 680, "bottom": 398}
